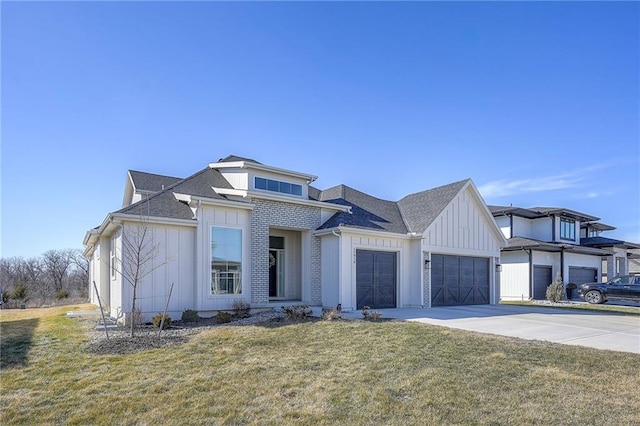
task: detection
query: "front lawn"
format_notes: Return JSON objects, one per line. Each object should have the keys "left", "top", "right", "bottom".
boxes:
{"left": 1, "top": 305, "right": 639, "bottom": 425}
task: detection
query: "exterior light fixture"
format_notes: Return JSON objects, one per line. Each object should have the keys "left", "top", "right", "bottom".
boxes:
{"left": 496, "top": 264, "right": 502, "bottom": 272}
{"left": 424, "top": 259, "right": 431, "bottom": 269}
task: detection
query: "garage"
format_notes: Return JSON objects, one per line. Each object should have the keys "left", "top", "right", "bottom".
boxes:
{"left": 568, "top": 267, "right": 597, "bottom": 286}
{"left": 356, "top": 250, "right": 397, "bottom": 309}
{"left": 431, "top": 254, "right": 490, "bottom": 306}
{"left": 533, "top": 265, "right": 553, "bottom": 300}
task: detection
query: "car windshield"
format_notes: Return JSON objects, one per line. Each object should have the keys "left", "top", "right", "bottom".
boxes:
{"left": 609, "top": 276, "right": 632, "bottom": 285}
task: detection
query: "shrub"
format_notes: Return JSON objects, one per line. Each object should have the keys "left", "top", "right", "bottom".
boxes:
{"left": 232, "top": 299, "right": 251, "bottom": 318}
{"left": 362, "top": 306, "right": 382, "bottom": 321}
{"left": 546, "top": 274, "right": 565, "bottom": 303}
{"left": 181, "top": 309, "right": 200, "bottom": 323}
{"left": 55, "top": 289, "right": 69, "bottom": 300}
{"left": 322, "top": 307, "right": 342, "bottom": 321}
{"left": 215, "top": 311, "right": 232, "bottom": 324}
{"left": 11, "top": 283, "right": 27, "bottom": 300}
{"left": 281, "top": 304, "right": 312, "bottom": 321}
{"left": 152, "top": 313, "right": 172, "bottom": 329}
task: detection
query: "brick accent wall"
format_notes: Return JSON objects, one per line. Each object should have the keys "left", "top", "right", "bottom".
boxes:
{"left": 250, "top": 199, "right": 323, "bottom": 305}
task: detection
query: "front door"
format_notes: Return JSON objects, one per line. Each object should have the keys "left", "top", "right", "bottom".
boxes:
{"left": 269, "top": 237, "right": 285, "bottom": 298}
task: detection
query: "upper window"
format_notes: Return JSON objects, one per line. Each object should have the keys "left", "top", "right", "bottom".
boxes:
{"left": 255, "top": 177, "right": 302, "bottom": 196}
{"left": 211, "top": 227, "right": 242, "bottom": 295}
{"left": 560, "top": 218, "right": 576, "bottom": 240}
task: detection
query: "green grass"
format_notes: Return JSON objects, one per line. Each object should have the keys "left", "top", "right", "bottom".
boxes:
{"left": 2, "top": 305, "right": 640, "bottom": 425}
{"left": 501, "top": 299, "right": 640, "bottom": 316}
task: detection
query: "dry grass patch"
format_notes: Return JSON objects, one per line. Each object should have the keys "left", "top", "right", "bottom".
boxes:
{"left": 1, "top": 306, "right": 639, "bottom": 425}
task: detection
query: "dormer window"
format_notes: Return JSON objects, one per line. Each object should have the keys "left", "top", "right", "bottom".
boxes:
{"left": 255, "top": 177, "right": 303, "bottom": 196}
{"left": 560, "top": 218, "right": 576, "bottom": 240}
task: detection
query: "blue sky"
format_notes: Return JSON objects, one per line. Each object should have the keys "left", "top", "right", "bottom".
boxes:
{"left": 2, "top": 1, "right": 638, "bottom": 258}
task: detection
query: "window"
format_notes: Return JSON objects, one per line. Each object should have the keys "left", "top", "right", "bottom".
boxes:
{"left": 254, "top": 177, "right": 302, "bottom": 196}
{"left": 211, "top": 227, "right": 242, "bottom": 295}
{"left": 588, "top": 228, "right": 599, "bottom": 238}
{"left": 560, "top": 218, "right": 575, "bottom": 240}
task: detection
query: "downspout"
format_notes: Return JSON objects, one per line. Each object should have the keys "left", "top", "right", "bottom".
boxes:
{"left": 520, "top": 247, "right": 532, "bottom": 301}
{"left": 332, "top": 228, "right": 342, "bottom": 309}
{"left": 509, "top": 214, "right": 514, "bottom": 239}
{"left": 560, "top": 247, "right": 565, "bottom": 283}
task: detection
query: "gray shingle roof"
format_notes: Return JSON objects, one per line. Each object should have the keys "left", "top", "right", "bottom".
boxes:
{"left": 115, "top": 160, "right": 473, "bottom": 236}
{"left": 218, "top": 155, "right": 262, "bottom": 164}
{"left": 317, "top": 180, "right": 471, "bottom": 235}
{"left": 118, "top": 167, "right": 238, "bottom": 220}
{"left": 398, "top": 179, "right": 470, "bottom": 233}
{"left": 129, "top": 170, "right": 182, "bottom": 193}
{"left": 581, "top": 237, "right": 640, "bottom": 249}
{"left": 503, "top": 236, "right": 612, "bottom": 255}
{"left": 317, "top": 185, "right": 408, "bottom": 233}
{"left": 489, "top": 205, "right": 599, "bottom": 222}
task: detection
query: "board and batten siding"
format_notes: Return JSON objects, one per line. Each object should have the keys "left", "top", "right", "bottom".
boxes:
{"left": 499, "top": 251, "right": 531, "bottom": 300}
{"left": 120, "top": 222, "right": 196, "bottom": 323}
{"left": 320, "top": 234, "right": 341, "bottom": 309}
{"left": 196, "top": 204, "right": 252, "bottom": 313}
{"left": 336, "top": 232, "right": 410, "bottom": 311}
{"left": 422, "top": 187, "right": 502, "bottom": 256}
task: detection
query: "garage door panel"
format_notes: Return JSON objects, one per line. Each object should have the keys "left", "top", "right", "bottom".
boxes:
{"left": 356, "top": 250, "right": 397, "bottom": 309}
{"left": 431, "top": 254, "right": 490, "bottom": 307}
{"left": 569, "top": 267, "right": 597, "bottom": 285}
{"left": 356, "top": 288, "right": 374, "bottom": 309}
{"left": 533, "top": 266, "right": 552, "bottom": 300}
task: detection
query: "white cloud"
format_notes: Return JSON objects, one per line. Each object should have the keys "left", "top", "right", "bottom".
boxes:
{"left": 477, "top": 174, "right": 583, "bottom": 198}
{"left": 477, "top": 162, "right": 619, "bottom": 199}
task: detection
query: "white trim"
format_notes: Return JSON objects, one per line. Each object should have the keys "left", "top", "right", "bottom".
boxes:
{"left": 111, "top": 213, "right": 198, "bottom": 227}
{"left": 209, "top": 225, "right": 244, "bottom": 297}
{"left": 212, "top": 187, "right": 249, "bottom": 198}
{"left": 315, "top": 226, "right": 420, "bottom": 240}
{"left": 249, "top": 191, "right": 351, "bottom": 212}
{"left": 173, "top": 192, "right": 255, "bottom": 210}
{"left": 209, "top": 160, "right": 318, "bottom": 183}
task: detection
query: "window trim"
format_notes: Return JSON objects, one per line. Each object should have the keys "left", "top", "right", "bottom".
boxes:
{"left": 210, "top": 225, "right": 243, "bottom": 296}
{"left": 559, "top": 217, "right": 576, "bottom": 241}
{"left": 254, "top": 176, "right": 303, "bottom": 197}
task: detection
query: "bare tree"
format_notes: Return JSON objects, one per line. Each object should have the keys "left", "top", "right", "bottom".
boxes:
{"left": 42, "top": 249, "right": 74, "bottom": 293}
{"left": 114, "top": 220, "right": 165, "bottom": 337}
{"left": 70, "top": 249, "right": 89, "bottom": 297}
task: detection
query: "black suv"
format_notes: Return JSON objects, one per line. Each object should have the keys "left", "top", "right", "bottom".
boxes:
{"left": 578, "top": 275, "right": 640, "bottom": 304}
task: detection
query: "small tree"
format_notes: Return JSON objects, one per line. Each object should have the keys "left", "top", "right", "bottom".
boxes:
{"left": 546, "top": 273, "right": 565, "bottom": 303}
{"left": 115, "top": 220, "right": 165, "bottom": 337}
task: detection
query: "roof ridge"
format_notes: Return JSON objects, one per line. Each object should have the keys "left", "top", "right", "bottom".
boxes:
{"left": 129, "top": 169, "right": 182, "bottom": 180}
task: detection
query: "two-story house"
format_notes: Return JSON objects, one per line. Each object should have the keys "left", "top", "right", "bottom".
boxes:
{"left": 84, "top": 155, "right": 506, "bottom": 323}
{"left": 490, "top": 206, "right": 639, "bottom": 300}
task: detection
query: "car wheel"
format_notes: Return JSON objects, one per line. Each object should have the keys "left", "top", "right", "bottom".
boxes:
{"left": 585, "top": 290, "right": 603, "bottom": 304}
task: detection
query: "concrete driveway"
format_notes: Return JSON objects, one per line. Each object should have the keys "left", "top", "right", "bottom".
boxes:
{"left": 341, "top": 304, "right": 640, "bottom": 354}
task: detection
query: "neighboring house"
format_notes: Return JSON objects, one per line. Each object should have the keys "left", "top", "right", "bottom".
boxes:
{"left": 490, "top": 206, "right": 640, "bottom": 300}
{"left": 84, "top": 155, "right": 505, "bottom": 323}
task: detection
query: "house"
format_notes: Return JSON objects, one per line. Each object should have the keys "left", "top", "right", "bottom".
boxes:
{"left": 490, "top": 205, "right": 640, "bottom": 300}
{"left": 84, "top": 155, "right": 506, "bottom": 323}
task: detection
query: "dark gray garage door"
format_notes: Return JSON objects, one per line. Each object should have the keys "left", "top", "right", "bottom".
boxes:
{"left": 568, "top": 267, "right": 598, "bottom": 286}
{"left": 431, "top": 254, "right": 490, "bottom": 306}
{"left": 533, "top": 265, "right": 553, "bottom": 300}
{"left": 356, "top": 250, "right": 396, "bottom": 309}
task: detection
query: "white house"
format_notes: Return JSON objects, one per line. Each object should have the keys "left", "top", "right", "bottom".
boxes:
{"left": 84, "top": 155, "right": 505, "bottom": 323}
{"left": 490, "top": 205, "right": 640, "bottom": 300}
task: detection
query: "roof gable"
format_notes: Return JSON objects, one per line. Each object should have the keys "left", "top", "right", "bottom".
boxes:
{"left": 118, "top": 167, "right": 238, "bottom": 220}
{"left": 398, "top": 179, "right": 469, "bottom": 234}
